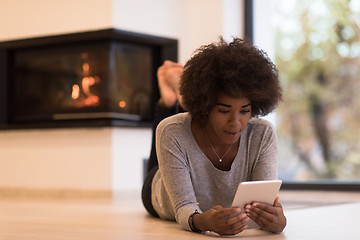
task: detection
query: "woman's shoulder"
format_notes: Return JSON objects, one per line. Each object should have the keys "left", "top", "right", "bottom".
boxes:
{"left": 247, "top": 117, "right": 276, "bottom": 133}
{"left": 156, "top": 112, "right": 191, "bottom": 134}
{"left": 244, "top": 118, "right": 277, "bottom": 148}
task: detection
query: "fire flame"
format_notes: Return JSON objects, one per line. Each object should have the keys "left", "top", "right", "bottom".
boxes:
{"left": 119, "top": 100, "right": 126, "bottom": 108}
{"left": 71, "top": 55, "right": 100, "bottom": 106}
{"left": 72, "top": 84, "right": 80, "bottom": 99}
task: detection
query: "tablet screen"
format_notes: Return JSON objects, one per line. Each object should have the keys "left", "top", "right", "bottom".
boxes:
{"left": 231, "top": 180, "right": 282, "bottom": 229}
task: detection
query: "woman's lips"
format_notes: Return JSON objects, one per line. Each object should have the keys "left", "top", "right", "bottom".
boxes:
{"left": 225, "top": 130, "right": 240, "bottom": 136}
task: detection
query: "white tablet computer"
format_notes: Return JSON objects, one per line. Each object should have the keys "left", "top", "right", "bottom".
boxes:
{"left": 231, "top": 180, "right": 282, "bottom": 229}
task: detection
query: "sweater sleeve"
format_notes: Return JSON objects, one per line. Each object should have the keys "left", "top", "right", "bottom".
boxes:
{"left": 155, "top": 118, "right": 201, "bottom": 231}
{"left": 250, "top": 120, "right": 279, "bottom": 180}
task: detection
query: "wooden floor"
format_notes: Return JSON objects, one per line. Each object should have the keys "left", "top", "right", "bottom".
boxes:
{"left": 1, "top": 190, "right": 360, "bottom": 240}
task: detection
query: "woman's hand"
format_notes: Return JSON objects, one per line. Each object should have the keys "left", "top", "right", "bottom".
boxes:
{"left": 244, "top": 196, "right": 287, "bottom": 233}
{"left": 193, "top": 205, "right": 249, "bottom": 236}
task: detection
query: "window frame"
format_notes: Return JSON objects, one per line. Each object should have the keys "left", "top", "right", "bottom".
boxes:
{"left": 244, "top": 0, "right": 360, "bottom": 191}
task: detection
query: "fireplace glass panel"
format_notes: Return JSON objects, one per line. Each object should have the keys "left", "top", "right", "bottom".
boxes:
{"left": 10, "top": 41, "right": 153, "bottom": 123}
{"left": 111, "top": 43, "right": 152, "bottom": 120}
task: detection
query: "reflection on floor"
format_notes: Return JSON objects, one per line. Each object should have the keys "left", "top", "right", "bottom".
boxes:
{"left": 279, "top": 190, "right": 360, "bottom": 209}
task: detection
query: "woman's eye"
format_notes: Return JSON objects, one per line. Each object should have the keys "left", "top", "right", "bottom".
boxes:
{"left": 240, "top": 110, "right": 251, "bottom": 114}
{"left": 218, "top": 109, "right": 229, "bottom": 114}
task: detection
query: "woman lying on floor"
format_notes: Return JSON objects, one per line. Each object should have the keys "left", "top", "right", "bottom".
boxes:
{"left": 142, "top": 38, "right": 286, "bottom": 236}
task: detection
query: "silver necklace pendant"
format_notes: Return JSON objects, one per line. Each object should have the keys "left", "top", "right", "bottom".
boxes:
{"left": 203, "top": 128, "right": 233, "bottom": 164}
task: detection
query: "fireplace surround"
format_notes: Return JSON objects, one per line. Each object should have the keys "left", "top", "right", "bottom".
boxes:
{"left": 0, "top": 29, "right": 177, "bottom": 129}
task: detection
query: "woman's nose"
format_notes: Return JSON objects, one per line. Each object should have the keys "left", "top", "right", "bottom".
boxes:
{"left": 228, "top": 112, "right": 241, "bottom": 127}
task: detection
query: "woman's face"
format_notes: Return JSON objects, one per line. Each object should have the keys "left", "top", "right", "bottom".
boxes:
{"left": 206, "top": 94, "right": 252, "bottom": 145}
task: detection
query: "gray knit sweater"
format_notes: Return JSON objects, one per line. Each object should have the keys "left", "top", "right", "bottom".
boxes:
{"left": 151, "top": 112, "right": 278, "bottom": 231}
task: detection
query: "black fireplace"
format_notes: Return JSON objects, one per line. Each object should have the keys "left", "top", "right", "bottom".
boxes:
{"left": 0, "top": 29, "right": 177, "bottom": 129}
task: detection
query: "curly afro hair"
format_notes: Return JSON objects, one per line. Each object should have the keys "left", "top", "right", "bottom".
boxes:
{"left": 179, "top": 37, "right": 282, "bottom": 121}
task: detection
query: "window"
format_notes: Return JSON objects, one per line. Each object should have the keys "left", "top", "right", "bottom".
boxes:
{"left": 250, "top": 0, "right": 360, "bottom": 189}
